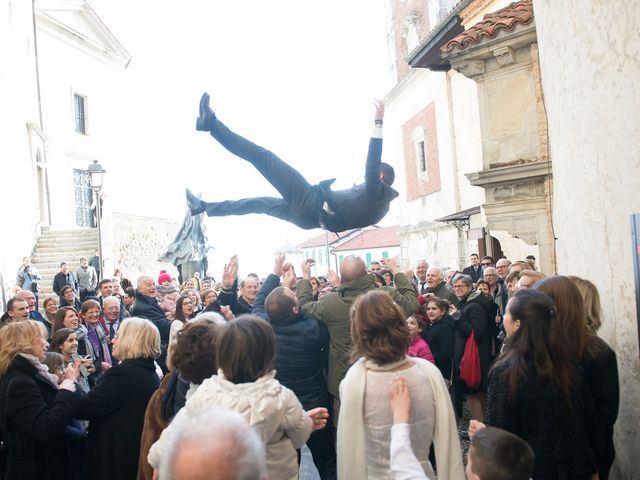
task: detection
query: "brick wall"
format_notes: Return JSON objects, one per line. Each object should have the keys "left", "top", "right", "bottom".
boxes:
{"left": 402, "top": 102, "right": 441, "bottom": 200}
{"left": 391, "top": 0, "right": 431, "bottom": 80}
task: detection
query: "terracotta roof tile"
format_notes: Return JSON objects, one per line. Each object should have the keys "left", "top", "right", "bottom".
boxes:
{"left": 332, "top": 226, "right": 400, "bottom": 252}
{"left": 441, "top": 0, "right": 533, "bottom": 53}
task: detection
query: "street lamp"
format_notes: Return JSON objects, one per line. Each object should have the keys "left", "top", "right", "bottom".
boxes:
{"left": 88, "top": 160, "right": 105, "bottom": 281}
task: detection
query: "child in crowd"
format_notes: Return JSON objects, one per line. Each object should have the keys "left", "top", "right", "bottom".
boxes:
{"left": 406, "top": 315, "right": 435, "bottom": 363}
{"left": 467, "top": 424, "right": 534, "bottom": 480}
{"left": 155, "top": 270, "right": 180, "bottom": 320}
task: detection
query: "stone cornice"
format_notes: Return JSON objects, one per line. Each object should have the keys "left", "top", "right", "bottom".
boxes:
{"left": 466, "top": 160, "right": 551, "bottom": 188}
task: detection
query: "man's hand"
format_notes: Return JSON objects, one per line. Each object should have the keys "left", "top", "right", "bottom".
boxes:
{"left": 273, "top": 254, "right": 286, "bottom": 277}
{"left": 326, "top": 269, "right": 341, "bottom": 288}
{"left": 222, "top": 255, "right": 238, "bottom": 289}
{"left": 283, "top": 267, "right": 297, "bottom": 290}
{"left": 380, "top": 257, "right": 399, "bottom": 275}
{"left": 373, "top": 99, "right": 385, "bottom": 122}
{"left": 301, "top": 259, "right": 315, "bottom": 280}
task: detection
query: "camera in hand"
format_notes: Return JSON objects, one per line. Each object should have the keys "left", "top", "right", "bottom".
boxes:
{"left": 71, "top": 353, "right": 91, "bottom": 378}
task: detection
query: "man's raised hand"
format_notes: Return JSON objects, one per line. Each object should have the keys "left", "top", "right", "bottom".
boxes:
{"left": 222, "top": 255, "right": 238, "bottom": 289}
{"left": 380, "top": 257, "right": 399, "bottom": 275}
{"left": 301, "top": 259, "right": 315, "bottom": 280}
{"left": 373, "top": 99, "right": 385, "bottom": 122}
{"left": 283, "top": 265, "right": 297, "bottom": 290}
{"left": 273, "top": 254, "right": 286, "bottom": 277}
{"left": 326, "top": 269, "right": 341, "bottom": 288}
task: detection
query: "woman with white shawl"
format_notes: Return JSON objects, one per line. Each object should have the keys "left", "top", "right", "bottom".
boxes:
{"left": 337, "top": 290, "right": 465, "bottom": 480}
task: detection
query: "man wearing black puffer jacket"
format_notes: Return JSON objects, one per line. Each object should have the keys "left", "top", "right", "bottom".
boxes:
{"left": 253, "top": 255, "right": 336, "bottom": 480}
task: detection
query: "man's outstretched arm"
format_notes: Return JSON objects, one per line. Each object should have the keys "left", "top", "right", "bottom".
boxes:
{"left": 365, "top": 100, "right": 384, "bottom": 196}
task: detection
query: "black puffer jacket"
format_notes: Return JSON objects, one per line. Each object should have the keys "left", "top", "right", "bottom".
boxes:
{"left": 253, "top": 274, "right": 331, "bottom": 410}
{"left": 454, "top": 291, "right": 495, "bottom": 392}
{"left": 486, "top": 361, "right": 597, "bottom": 480}
{"left": 131, "top": 293, "right": 171, "bottom": 372}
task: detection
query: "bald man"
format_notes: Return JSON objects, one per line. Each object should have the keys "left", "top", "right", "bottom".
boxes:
{"left": 297, "top": 255, "right": 419, "bottom": 423}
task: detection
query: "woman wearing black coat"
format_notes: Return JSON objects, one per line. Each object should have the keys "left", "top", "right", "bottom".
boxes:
{"left": 0, "top": 321, "right": 81, "bottom": 480}
{"left": 537, "top": 275, "right": 619, "bottom": 480}
{"left": 481, "top": 289, "right": 597, "bottom": 480}
{"left": 451, "top": 274, "right": 495, "bottom": 422}
{"left": 75, "top": 318, "right": 160, "bottom": 480}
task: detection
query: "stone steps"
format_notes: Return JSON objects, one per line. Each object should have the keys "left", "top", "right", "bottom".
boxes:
{"left": 33, "top": 228, "right": 98, "bottom": 307}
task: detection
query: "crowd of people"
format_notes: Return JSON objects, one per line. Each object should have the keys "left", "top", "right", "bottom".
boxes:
{"left": 0, "top": 250, "right": 620, "bottom": 480}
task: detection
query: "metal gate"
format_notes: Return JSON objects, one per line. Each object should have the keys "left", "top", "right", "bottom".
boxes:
{"left": 74, "top": 169, "right": 94, "bottom": 227}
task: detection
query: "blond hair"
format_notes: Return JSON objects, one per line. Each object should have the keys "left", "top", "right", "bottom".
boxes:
{"left": 115, "top": 317, "right": 160, "bottom": 360}
{"left": 0, "top": 321, "right": 45, "bottom": 375}
{"left": 568, "top": 276, "right": 603, "bottom": 333}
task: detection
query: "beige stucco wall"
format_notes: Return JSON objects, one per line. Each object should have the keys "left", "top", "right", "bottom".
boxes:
{"left": 0, "top": 0, "right": 43, "bottom": 308}
{"left": 36, "top": 25, "right": 127, "bottom": 229}
{"left": 534, "top": 1, "right": 640, "bottom": 478}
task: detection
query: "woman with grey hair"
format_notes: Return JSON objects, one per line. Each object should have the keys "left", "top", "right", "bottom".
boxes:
{"left": 451, "top": 273, "right": 495, "bottom": 422}
{"left": 159, "top": 408, "right": 266, "bottom": 480}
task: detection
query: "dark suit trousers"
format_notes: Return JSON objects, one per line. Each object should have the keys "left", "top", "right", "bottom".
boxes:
{"left": 203, "top": 117, "right": 323, "bottom": 229}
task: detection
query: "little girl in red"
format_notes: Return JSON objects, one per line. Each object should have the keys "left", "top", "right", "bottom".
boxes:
{"left": 155, "top": 270, "right": 180, "bottom": 320}
{"left": 407, "top": 315, "right": 435, "bottom": 363}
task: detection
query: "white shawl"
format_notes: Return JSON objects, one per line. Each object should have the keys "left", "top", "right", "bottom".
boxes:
{"left": 337, "top": 356, "right": 465, "bottom": 480}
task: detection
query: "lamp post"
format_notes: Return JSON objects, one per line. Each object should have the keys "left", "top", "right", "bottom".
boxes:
{"left": 88, "top": 160, "right": 105, "bottom": 281}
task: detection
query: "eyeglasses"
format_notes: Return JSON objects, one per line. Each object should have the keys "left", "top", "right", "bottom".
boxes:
{"left": 452, "top": 284, "right": 468, "bottom": 289}
{"left": 484, "top": 274, "right": 497, "bottom": 278}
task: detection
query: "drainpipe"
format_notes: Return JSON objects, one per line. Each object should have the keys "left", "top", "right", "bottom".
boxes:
{"left": 445, "top": 71, "right": 466, "bottom": 268}
{"left": 31, "top": 0, "right": 52, "bottom": 226}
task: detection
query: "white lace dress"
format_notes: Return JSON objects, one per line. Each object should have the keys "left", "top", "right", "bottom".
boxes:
{"left": 363, "top": 364, "right": 437, "bottom": 479}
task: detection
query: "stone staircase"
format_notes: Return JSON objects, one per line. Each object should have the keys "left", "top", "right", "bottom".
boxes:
{"left": 32, "top": 226, "right": 99, "bottom": 307}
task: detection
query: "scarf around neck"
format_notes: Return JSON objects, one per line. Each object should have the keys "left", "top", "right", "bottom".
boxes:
{"left": 337, "top": 356, "right": 465, "bottom": 480}
{"left": 19, "top": 353, "right": 59, "bottom": 389}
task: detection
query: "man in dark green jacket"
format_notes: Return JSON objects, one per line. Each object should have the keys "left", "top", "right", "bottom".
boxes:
{"left": 297, "top": 255, "right": 419, "bottom": 423}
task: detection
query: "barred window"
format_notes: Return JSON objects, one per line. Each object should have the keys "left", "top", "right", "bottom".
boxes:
{"left": 74, "top": 93, "right": 87, "bottom": 135}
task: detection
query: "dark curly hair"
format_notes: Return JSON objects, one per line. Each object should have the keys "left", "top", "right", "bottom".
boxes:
{"left": 171, "top": 319, "right": 220, "bottom": 384}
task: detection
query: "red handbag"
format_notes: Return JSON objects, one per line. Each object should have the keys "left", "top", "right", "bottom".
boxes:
{"left": 460, "top": 329, "right": 481, "bottom": 388}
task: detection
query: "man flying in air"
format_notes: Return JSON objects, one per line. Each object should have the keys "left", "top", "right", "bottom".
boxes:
{"left": 186, "top": 93, "right": 398, "bottom": 232}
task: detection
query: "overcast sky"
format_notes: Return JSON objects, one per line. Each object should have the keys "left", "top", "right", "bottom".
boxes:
{"left": 91, "top": 0, "right": 393, "bottom": 277}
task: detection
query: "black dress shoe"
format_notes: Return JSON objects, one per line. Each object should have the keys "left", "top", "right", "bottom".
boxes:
{"left": 186, "top": 189, "right": 206, "bottom": 215}
{"left": 195, "top": 92, "right": 217, "bottom": 131}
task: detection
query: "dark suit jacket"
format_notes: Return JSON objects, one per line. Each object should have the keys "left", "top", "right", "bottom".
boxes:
{"left": 131, "top": 293, "right": 171, "bottom": 372}
{"left": 53, "top": 271, "right": 78, "bottom": 296}
{"left": 0, "top": 355, "right": 81, "bottom": 480}
{"left": 462, "top": 265, "right": 483, "bottom": 283}
{"left": 319, "top": 137, "right": 399, "bottom": 232}
{"left": 76, "top": 358, "right": 159, "bottom": 480}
